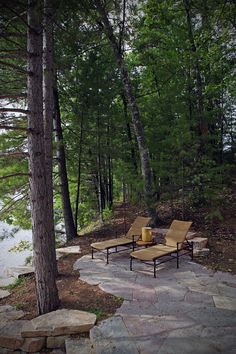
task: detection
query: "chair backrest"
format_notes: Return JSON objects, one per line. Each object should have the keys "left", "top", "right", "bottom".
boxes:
{"left": 125, "top": 216, "right": 151, "bottom": 241}
{"left": 165, "top": 220, "right": 192, "bottom": 247}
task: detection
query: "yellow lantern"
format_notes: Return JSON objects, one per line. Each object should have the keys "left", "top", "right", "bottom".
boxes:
{"left": 141, "top": 227, "right": 152, "bottom": 242}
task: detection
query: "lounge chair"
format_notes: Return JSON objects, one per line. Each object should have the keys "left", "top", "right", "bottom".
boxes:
{"left": 91, "top": 216, "right": 151, "bottom": 264}
{"left": 130, "top": 220, "right": 193, "bottom": 277}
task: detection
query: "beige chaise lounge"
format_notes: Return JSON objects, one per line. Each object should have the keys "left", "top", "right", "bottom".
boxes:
{"left": 130, "top": 220, "right": 193, "bottom": 277}
{"left": 91, "top": 216, "right": 151, "bottom": 264}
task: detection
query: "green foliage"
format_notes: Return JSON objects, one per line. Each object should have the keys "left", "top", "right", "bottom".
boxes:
{"left": 84, "top": 307, "right": 106, "bottom": 321}
{"left": 102, "top": 207, "right": 113, "bottom": 221}
{"left": 8, "top": 240, "right": 32, "bottom": 253}
{"left": 0, "top": 0, "right": 235, "bottom": 230}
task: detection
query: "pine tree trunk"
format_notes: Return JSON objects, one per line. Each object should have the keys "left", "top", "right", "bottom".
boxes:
{"left": 121, "top": 93, "right": 138, "bottom": 174}
{"left": 42, "top": 0, "right": 57, "bottom": 277}
{"left": 53, "top": 83, "right": 77, "bottom": 241}
{"left": 184, "top": 0, "right": 208, "bottom": 141}
{"left": 27, "top": 0, "right": 59, "bottom": 314}
{"left": 74, "top": 113, "right": 83, "bottom": 231}
{"left": 94, "top": 0, "right": 157, "bottom": 221}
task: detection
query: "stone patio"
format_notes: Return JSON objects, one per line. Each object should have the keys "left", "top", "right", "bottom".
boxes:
{"left": 74, "top": 250, "right": 236, "bottom": 354}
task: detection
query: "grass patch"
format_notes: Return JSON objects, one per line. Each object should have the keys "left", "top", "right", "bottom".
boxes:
{"left": 84, "top": 307, "right": 107, "bottom": 321}
{"left": 4, "top": 277, "right": 26, "bottom": 291}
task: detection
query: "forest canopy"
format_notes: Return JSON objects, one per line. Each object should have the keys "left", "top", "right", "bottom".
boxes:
{"left": 0, "top": 0, "right": 235, "bottom": 232}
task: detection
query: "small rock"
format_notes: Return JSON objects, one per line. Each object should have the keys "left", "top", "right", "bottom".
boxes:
{"left": 191, "top": 237, "right": 208, "bottom": 250}
{"left": 194, "top": 248, "right": 210, "bottom": 257}
{"left": 0, "top": 290, "right": 10, "bottom": 300}
{"left": 20, "top": 337, "right": 46, "bottom": 353}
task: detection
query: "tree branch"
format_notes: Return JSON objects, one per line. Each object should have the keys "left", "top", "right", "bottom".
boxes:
{"left": 0, "top": 60, "right": 28, "bottom": 74}
{"left": 0, "top": 108, "right": 29, "bottom": 114}
{"left": 0, "top": 173, "right": 29, "bottom": 180}
{"left": 0, "top": 94, "right": 27, "bottom": 99}
{"left": 0, "top": 151, "right": 28, "bottom": 158}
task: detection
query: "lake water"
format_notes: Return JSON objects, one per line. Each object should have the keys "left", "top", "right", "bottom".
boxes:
{"left": 0, "top": 221, "right": 32, "bottom": 277}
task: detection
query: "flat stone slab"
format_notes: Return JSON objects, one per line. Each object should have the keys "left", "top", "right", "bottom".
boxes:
{"left": 90, "top": 316, "right": 139, "bottom": 354}
{"left": 0, "top": 290, "right": 10, "bottom": 300}
{"left": 21, "top": 309, "right": 96, "bottom": 337}
{"left": 75, "top": 248, "right": 236, "bottom": 354}
{"left": 213, "top": 295, "right": 236, "bottom": 310}
{"left": 4, "top": 266, "right": 34, "bottom": 278}
{"left": 66, "top": 338, "right": 95, "bottom": 354}
{"left": 56, "top": 246, "right": 81, "bottom": 256}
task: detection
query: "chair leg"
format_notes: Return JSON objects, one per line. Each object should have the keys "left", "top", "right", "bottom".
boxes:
{"left": 177, "top": 250, "right": 179, "bottom": 269}
{"left": 191, "top": 242, "right": 194, "bottom": 260}
{"left": 130, "top": 256, "right": 133, "bottom": 271}
{"left": 106, "top": 249, "right": 109, "bottom": 264}
{"left": 154, "top": 260, "right": 156, "bottom": 278}
{"left": 91, "top": 248, "right": 94, "bottom": 259}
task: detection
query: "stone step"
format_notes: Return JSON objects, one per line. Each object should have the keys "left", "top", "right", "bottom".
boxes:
{"left": 65, "top": 337, "right": 95, "bottom": 354}
{"left": 56, "top": 246, "right": 81, "bottom": 257}
{"left": 4, "top": 266, "right": 34, "bottom": 279}
{"left": 21, "top": 309, "right": 96, "bottom": 338}
{"left": 191, "top": 237, "right": 208, "bottom": 251}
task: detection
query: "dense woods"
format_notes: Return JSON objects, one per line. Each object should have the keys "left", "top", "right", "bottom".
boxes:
{"left": 0, "top": 0, "right": 235, "bottom": 312}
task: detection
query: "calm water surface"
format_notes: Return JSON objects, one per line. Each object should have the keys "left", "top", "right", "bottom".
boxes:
{"left": 0, "top": 221, "right": 32, "bottom": 277}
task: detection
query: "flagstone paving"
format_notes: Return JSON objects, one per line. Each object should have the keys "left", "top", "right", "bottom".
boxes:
{"left": 74, "top": 251, "right": 236, "bottom": 354}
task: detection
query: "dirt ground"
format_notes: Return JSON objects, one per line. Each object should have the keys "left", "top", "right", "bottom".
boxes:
{"left": 0, "top": 201, "right": 235, "bottom": 320}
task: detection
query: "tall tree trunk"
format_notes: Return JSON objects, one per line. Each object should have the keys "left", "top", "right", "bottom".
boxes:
{"left": 42, "top": 0, "right": 57, "bottom": 277}
{"left": 53, "top": 82, "right": 77, "bottom": 241}
{"left": 96, "top": 112, "right": 104, "bottom": 221}
{"left": 27, "top": 0, "right": 59, "bottom": 314}
{"left": 184, "top": 0, "right": 208, "bottom": 142}
{"left": 106, "top": 117, "right": 113, "bottom": 207}
{"left": 94, "top": 0, "right": 157, "bottom": 221}
{"left": 74, "top": 113, "right": 83, "bottom": 232}
{"left": 121, "top": 93, "right": 138, "bottom": 173}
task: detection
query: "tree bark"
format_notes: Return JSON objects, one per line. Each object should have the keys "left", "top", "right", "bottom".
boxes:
{"left": 74, "top": 113, "right": 83, "bottom": 232}
{"left": 94, "top": 0, "right": 157, "bottom": 221}
{"left": 43, "top": 0, "right": 57, "bottom": 277}
{"left": 27, "top": 0, "right": 59, "bottom": 314}
{"left": 183, "top": 0, "right": 208, "bottom": 141}
{"left": 53, "top": 81, "right": 77, "bottom": 241}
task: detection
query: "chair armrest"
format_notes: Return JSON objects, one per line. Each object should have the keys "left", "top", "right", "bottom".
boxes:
{"left": 132, "top": 234, "right": 141, "bottom": 242}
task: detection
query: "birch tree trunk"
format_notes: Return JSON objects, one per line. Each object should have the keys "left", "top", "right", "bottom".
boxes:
{"left": 42, "top": 0, "right": 57, "bottom": 276}
{"left": 27, "top": 0, "right": 59, "bottom": 314}
{"left": 94, "top": 0, "right": 157, "bottom": 221}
